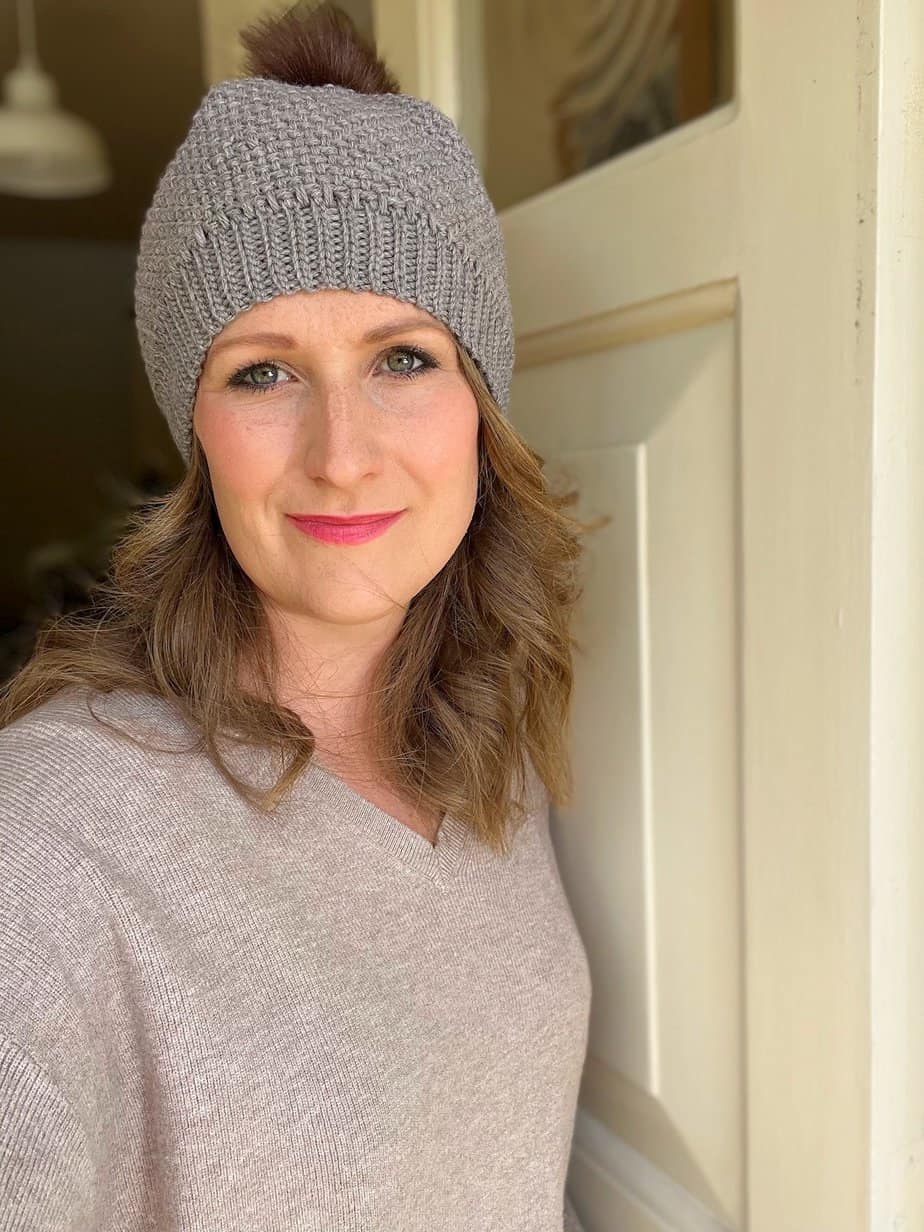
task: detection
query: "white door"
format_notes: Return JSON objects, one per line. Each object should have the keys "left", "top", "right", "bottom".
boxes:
{"left": 375, "top": 2, "right": 924, "bottom": 1231}
{"left": 201, "top": 0, "right": 924, "bottom": 1227}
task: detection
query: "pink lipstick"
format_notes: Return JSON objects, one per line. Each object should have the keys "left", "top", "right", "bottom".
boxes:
{"left": 286, "top": 510, "right": 406, "bottom": 545}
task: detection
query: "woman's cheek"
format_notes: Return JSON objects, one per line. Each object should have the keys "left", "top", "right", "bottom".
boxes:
{"left": 195, "top": 393, "right": 293, "bottom": 490}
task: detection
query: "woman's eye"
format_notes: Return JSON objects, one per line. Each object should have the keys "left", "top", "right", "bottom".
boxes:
{"left": 225, "top": 346, "right": 438, "bottom": 396}
{"left": 227, "top": 361, "right": 291, "bottom": 395}
{"left": 382, "top": 346, "right": 437, "bottom": 379}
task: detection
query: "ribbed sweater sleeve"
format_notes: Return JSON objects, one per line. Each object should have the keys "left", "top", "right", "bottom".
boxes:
{"left": 0, "top": 1035, "right": 96, "bottom": 1231}
{"left": 0, "top": 716, "right": 149, "bottom": 1231}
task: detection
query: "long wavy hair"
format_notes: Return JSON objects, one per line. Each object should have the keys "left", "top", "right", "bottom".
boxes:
{"left": 0, "top": 1, "right": 607, "bottom": 857}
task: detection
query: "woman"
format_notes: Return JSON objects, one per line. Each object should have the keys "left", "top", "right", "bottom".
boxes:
{"left": 0, "top": 4, "right": 599, "bottom": 1229}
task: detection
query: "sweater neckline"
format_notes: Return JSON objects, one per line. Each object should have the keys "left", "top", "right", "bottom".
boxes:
{"left": 302, "top": 759, "right": 471, "bottom": 885}
{"left": 69, "top": 689, "right": 474, "bottom": 885}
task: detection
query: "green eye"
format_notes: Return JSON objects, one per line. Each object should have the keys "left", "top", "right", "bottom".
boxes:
{"left": 382, "top": 346, "right": 438, "bottom": 380}
{"left": 226, "top": 361, "right": 291, "bottom": 395}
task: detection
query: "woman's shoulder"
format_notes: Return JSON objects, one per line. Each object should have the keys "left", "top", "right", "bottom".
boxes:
{"left": 0, "top": 686, "right": 197, "bottom": 819}
{"left": 0, "top": 692, "right": 162, "bottom": 1111}
{"left": 2, "top": 684, "right": 194, "bottom": 747}
{"left": 0, "top": 687, "right": 206, "bottom": 931}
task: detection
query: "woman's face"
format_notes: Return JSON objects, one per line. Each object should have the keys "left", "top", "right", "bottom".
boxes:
{"left": 193, "top": 289, "right": 480, "bottom": 630}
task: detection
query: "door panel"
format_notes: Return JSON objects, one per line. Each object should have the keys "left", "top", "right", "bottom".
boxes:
{"left": 521, "top": 315, "right": 742, "bottom": 1225}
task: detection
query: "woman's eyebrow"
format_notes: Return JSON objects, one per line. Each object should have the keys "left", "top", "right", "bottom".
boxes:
{"left": 209, "top": 316, "right": 448, "bottom": 358}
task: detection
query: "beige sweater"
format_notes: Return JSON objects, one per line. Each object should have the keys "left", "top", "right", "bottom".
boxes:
{"left": 0, "top": 688, "right": 590, "bottom": 1230}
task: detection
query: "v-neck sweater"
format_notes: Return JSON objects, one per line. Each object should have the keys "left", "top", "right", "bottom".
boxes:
{"left": 0, "top": 688, "right": 591, "bottom": 1231}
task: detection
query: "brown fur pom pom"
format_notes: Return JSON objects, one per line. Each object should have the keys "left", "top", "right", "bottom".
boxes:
{"left": 238, "top": 1, "right": 401, "bottom": 96}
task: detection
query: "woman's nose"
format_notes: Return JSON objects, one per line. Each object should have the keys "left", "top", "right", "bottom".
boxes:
{"left": 298, "top": 387, "right": 384, "bottom": 484}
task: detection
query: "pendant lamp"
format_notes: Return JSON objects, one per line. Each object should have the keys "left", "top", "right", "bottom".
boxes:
{"left": 0, "top": 0, "right": 112, "bottom": 198}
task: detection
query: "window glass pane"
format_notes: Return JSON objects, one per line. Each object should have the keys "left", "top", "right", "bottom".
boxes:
{"left": 477, "top": 0, "right": 735, "bottom": 211}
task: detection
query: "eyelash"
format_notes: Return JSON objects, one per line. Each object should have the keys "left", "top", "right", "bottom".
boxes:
{"left": 225, "top": 345, "right": 439, "bottom": 395}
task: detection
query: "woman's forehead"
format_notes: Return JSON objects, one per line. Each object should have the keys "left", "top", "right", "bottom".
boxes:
{"left": 216, "top": 288, "right": 443, "bottom": 334}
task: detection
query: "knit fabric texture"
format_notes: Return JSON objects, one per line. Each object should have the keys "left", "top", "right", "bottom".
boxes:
{"left": 133, "top": 77, "right": 515, "bottom": 464}
{"left": 0, "top": 689, "right": 591, "bottom": 1230}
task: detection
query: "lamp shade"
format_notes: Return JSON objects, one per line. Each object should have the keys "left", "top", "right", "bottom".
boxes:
{"left": 0, "top": 61, "right": 112, "bottom": 198}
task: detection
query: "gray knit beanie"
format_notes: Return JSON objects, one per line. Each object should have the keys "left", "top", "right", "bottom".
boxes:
{"left": 134, "top": 44, "right": 514, "bottom": 465}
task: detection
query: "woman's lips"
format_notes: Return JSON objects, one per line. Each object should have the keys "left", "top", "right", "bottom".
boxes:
{"left": 286, "top": 510, "right": 406, "bottom": 545}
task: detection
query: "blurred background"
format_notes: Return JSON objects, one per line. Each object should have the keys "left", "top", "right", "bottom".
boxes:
{"left": 0, "top": 0, "right": 201, "bottom": 678}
